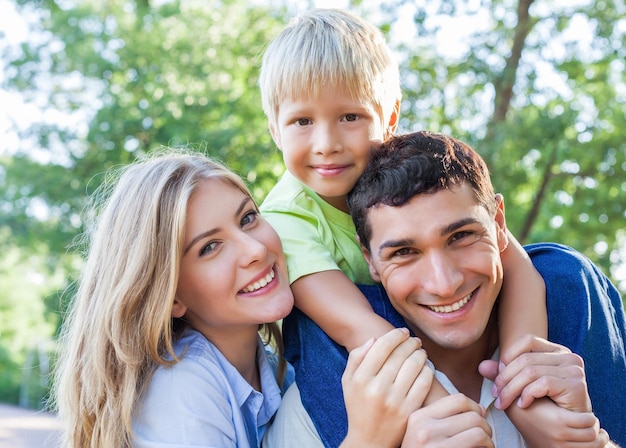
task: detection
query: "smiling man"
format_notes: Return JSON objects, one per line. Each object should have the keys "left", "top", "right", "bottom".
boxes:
{"left": 266, "top": 131, "right": 626, "bottom": 447}
{"left": 351, "top": 131, "right": 625, "bottom": 446}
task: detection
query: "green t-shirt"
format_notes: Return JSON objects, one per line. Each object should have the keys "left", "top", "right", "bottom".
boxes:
{"left": 260, "top": 171, "right": 375, "bottom": 285}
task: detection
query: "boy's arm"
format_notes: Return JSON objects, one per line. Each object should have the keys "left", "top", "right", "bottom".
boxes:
{"left": 292, "top": 270, "right": 392, "bottom": 351}
{"left": 292, "top": 269, "right": 449, "bottom": 404}
{"left": 498, "top": 229, "right": 547, "bottom": 364}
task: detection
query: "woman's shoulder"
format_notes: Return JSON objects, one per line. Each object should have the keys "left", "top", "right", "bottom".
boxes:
{"left": 154, "top": 330, "right": 227, "bottom": 387}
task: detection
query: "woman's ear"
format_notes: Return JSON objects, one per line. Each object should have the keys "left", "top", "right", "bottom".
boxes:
{"left": 171, "top": 298, "right": 187, "bottom": 318}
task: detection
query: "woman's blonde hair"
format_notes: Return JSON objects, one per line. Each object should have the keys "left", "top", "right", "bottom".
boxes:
{"left": 53, "top": 149, "right": 285, "bottom": 447}
{"left": 259, "top": 8, "right": 401, "bottom": 137}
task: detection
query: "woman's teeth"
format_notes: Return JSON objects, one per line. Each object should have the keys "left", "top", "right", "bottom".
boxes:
{"left": 428, "top": 294, "right": 471, "bottom": 314}
{"left": 241, "top": 269, "right": 275, "bottom": 293}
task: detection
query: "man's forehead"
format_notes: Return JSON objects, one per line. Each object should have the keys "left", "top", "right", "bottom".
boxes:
{"left": 366, "top": 186, "right": 489, "bottom": 244}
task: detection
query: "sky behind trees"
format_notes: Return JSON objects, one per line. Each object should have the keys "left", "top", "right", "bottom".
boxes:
{"left": 0, "top": 0, "right": 624, "bottom": 407}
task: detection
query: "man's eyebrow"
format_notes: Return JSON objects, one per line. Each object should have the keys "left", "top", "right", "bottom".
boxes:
{"left": 440, "top": 217, "right": 480, "bottom": 236}
{"left": 377, "top": 238, "right": 415, "bottom": 257}
{"left": 376, "top": 217, "right": 480, "bottom": 257}
{"left": 183, "top": 196, "right": 252, "bottom": 256}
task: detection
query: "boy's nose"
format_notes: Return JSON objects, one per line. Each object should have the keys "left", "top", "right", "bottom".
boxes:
{"left": 313, "top": 125, "right": 343, "bottom": 155}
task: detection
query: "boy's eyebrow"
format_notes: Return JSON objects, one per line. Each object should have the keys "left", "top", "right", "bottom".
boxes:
{"left": 183, "top": 197, "right": 252, "bottom": 256}
{"left": 376, "top": 217, "right": 481, "bottom": 257}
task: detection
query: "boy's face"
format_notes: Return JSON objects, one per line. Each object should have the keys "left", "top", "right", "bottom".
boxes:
{"left": 362, "top": 184, "right": 508, "bottom": 357}
{"left": 270, "top": 85, "right": 395, "bottom": 212}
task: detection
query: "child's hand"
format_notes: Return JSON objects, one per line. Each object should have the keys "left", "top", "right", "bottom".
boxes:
{"left": 341, "top": 328, "right": 432, "bottom": 448}
{"left": 504, "top": 398, "right": 609, "bottom": 448}
{"left": 480, "top": 334, "right": 591, "bottom": 412}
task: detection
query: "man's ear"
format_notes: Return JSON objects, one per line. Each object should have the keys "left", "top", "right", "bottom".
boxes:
{"left": 494, "top": 193, "right": 509, "bottom": 252}
{"left": 269, "top": 123, "right": 282, "bottom": 151}
{"left": 362, "top": 246, "right": 382, "bottom": 283}
{"left": 171, "top": 297, "right": 187, "bottom": 319}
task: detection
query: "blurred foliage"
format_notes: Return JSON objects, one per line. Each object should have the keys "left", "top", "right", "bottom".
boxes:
{"left": 0, "top": 0, "right": 625, "bottom": 406}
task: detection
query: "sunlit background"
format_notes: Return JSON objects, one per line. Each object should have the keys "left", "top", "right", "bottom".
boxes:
{"left": 0, "top": 0, "right": 624, "bottom": 417}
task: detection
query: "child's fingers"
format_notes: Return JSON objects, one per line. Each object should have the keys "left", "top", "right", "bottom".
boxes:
{"left": 515, "top": 371, "right": 591, "bottom": 412}
{"left": 494, "top": 350, "right": 589, "bottom": 411}
{"left": 499, "top": 333, "right": 567, "bottom": 366}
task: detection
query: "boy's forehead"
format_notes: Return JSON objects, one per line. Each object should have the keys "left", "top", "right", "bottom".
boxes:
{"left": 284, "top": 82, "right": 370, "bottom": 104}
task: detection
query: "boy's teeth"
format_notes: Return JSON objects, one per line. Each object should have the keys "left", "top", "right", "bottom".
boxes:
{"left": 242, "top": 269, "right": 275, "bottom": 293}
{"left": 428, "top": 294, "right": 471, "bottom": 313}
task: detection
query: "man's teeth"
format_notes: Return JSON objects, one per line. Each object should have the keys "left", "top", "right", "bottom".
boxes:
{"left": 242, "top": 269, "right": 275, "bottom": 293}
{"left": 428, "top": 295, "right": 471, "bottom": 313}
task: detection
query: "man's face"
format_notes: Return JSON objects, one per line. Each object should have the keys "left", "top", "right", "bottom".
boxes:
{"left": 363, "top": 184, "right": 508, "bottom": 355}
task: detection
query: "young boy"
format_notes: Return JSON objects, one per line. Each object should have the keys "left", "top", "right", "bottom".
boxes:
{"left": 258, "top": 7, "right": 545, "bottom": 422}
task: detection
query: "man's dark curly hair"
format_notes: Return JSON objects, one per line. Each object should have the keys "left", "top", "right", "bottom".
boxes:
{"left": 347, "top": 131, "right": 496, "bottom": 251}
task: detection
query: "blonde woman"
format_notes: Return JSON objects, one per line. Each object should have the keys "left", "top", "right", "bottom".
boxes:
{"left": 54, "top": 150, "right": 294, "bottom": 447}
{"left": 53, "top": 150, "right": 431, "bottom": 448}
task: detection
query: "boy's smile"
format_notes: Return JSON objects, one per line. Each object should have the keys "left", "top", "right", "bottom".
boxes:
{"left": 270, "top": 84, "right": 385, "bottom": 212}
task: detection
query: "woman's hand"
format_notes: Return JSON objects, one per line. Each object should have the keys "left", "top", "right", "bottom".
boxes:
{"left": 340, "top": 328, "right": 433, "bottom": 448}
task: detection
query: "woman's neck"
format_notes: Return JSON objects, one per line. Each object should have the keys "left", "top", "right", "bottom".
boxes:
{"left": 202, "top": 326, "right": 261, "bottom": 390}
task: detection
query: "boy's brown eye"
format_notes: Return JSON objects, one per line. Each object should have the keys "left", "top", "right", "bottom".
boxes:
{"left": 296, "top": 118, "right": 311, "bottom": 126}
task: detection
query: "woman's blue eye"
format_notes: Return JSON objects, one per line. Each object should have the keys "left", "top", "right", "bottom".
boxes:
{"left": 241, "top": 210, "right": 258, "bottom": 227}
{"left": 200, "top": 241, "right": 218, "bottom": 256}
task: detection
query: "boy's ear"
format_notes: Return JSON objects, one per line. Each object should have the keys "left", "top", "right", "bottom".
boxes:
{"left": 171, "top": 297, "right": 187, "bottom": 319}
{"left": 387, "top": 99, "right": 401, "bottom": 134}
{"left": 269, "top": 123, "right": 282, "bottom": 151}
{"left": 494, "top": 193, "right": 509, "bottom": 252}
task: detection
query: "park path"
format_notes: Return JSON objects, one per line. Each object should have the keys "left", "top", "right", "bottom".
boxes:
{"left": 0, "top": 403, "right": 61, "bottom": 448}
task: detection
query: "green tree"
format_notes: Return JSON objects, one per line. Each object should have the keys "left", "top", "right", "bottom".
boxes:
{"left": 370, "top": 0, "right": 626, "bottom": 287}
{"left": 0, "top": 0, "right": 625, "bottom": 405}
{"left": 1, "top": 0, "right": 290, "bottom": 405}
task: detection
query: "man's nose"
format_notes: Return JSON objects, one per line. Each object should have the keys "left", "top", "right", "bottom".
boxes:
{"left": 420, "top": 250, "right": 464, "bottom": 299}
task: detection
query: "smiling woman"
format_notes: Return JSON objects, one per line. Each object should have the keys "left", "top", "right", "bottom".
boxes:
{"left": 52, "top": 149, "right": 295, "bottom": 448}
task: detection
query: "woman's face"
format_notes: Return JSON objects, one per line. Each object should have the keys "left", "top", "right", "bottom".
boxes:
{"left": 174, "top": 179, "right": 293, "bottom": 337}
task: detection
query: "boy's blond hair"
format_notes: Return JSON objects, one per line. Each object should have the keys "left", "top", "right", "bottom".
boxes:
{"left": 259, "top": 8, "right": 401, "bottom": 136}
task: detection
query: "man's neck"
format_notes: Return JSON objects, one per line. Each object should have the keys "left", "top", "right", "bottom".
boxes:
{"left": 419, "top": 316, "right": 499, "bottom": 402}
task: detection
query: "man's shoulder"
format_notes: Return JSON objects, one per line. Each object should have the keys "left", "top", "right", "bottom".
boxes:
{"left": 525, "top": 242, "right": 590, "bottom": 265}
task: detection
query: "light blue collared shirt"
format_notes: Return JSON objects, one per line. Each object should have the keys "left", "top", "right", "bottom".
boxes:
{"left": 133, "top": 329, "right": 294, "bottom": 448}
